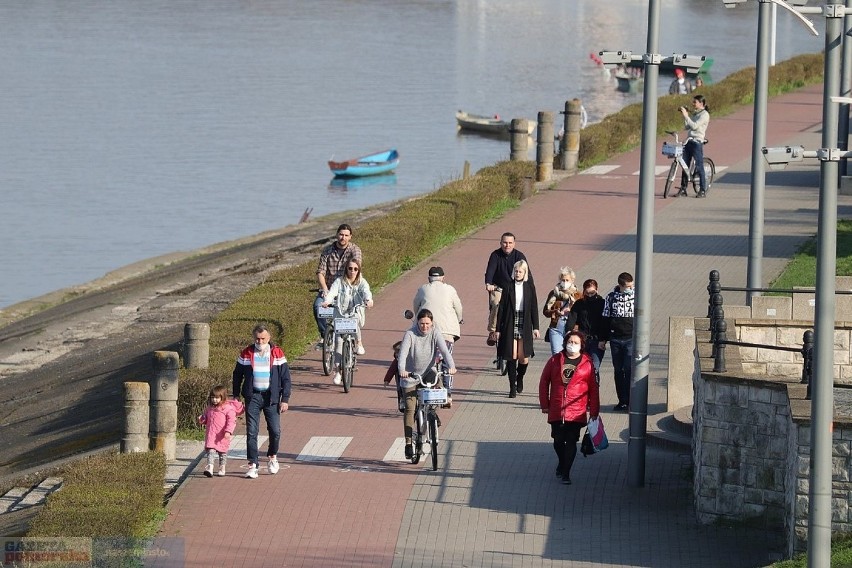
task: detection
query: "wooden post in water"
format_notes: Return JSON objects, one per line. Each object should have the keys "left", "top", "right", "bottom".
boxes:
{"left": 150, "top": 351, "right": 179, "bottom": 460}
{"left": 562, "top": 99, "right": 582, "bottom": 174}
{"left": 183, "top": 323, "right": 210, "bottom": 369}
{"left": 509, "top": 119, "right": 529, "bottom": 161}
{"left": 463, "top": 160, "right": 470, "bottom": 179}
{"left": 122, "top": 381, "right": 150, "bottom": 454}
{"left": 536, "top": 111, "right": 553, "bottom": 182}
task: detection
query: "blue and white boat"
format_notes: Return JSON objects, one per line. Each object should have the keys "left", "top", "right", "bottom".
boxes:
{"left": 328, "top": 149, "right": 400, "bottom": 177}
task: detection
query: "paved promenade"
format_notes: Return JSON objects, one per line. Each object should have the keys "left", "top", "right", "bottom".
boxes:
{"left": 156, "top": 85, "right": 839, "bottom": 567}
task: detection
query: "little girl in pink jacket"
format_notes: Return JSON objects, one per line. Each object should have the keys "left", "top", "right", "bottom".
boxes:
{"left": 198, "top": 385, "right": 244, "bottom": 477}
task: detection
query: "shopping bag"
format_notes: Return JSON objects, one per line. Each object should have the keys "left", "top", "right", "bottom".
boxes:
{"left": 581, "top": 416, "right": 608, "bottom": 456}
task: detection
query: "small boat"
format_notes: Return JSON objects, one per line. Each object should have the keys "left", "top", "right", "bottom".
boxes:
{"left": 455, "top": 110, "right": 536, "bottom": 135}
{"left": 615, "top": 71, "right": 643, "bottom": 94}
{"left": 328, "top": 173, "right": 397, "bottom": 190}
{"left": 328, "top": 149, "right": 399, "bottom": 177}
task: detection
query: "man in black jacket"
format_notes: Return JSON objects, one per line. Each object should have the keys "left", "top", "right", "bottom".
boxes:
{"left": 600, "top": 272, "right": 634, "bottom": 412}
{"left": 484, "top": 232, "right": 533, "bottom": 334}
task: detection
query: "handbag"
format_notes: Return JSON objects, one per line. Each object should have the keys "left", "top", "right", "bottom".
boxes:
{"left": 581, "top": 416, "right": 608, "bottom": 456}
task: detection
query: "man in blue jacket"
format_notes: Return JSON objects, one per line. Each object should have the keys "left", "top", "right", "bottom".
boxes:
{"left": 233, "top": 324, "right": 292, "bottom": 479}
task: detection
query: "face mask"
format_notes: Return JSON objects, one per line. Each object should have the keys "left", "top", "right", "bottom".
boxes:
{"left": 623, "top": 287, "right": 634, "bottom": 296}
{"left": 255, "top": 342, "right": 268, "bottom": 352}
{"left": 584, "top": 290, "right": 596, "bottom": 299}
{"left": 565, "top": 343, "right": 581, "bottom": 356}
{"left": 558, "top": 281, "right": 571, "bottom": 291}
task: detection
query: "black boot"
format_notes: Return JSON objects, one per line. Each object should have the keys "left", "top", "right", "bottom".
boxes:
{"left": 516, "top": 363, "right": 528, "bottom": 393}
{"left": 507, "top": 360, "right": 518, "bottom": 398}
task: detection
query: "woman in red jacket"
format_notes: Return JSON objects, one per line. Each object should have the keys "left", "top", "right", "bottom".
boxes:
{"left": 539, "top": 330, "right": 600, "bottom": 485}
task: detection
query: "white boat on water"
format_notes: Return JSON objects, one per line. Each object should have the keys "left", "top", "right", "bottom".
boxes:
{"left": 455, "top": 110, "right": 536, "bottom": 135}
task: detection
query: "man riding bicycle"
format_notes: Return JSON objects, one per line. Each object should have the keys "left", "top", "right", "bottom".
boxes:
{"left": 675, "top": 94, "right": 711, "bottom": 198}
{"left": 314, "top": 224, "right": 362, "bottom": 344}
{"left": 396, "top": 309, "right": 457, "bottom": 460}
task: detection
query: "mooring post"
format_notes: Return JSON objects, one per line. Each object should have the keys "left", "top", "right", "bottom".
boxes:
{"left": 509, "top": 119, "right": 529, "bottom": 161}
{"left": 562, "top": 99, "right": 582, "bottom": 174}
{"left": 707, "top": 269, "right": 721, "bottom": 318}
{"left": 713, "top": 319, "right": 727, "bottom": 373}
{"left": 802, "top": 329, "right": 815, "bottom": 399}
{"left": 150, "top": 350, "right": 180, "bottom": 460}
{"left": 122, "top": 381, "right": 150, "bottom": 454}
{"left": 536, "top": 111, "right": 553, "bottom": 182}
{"left": 183, "top": 323, "right": 210, "bottom": 369}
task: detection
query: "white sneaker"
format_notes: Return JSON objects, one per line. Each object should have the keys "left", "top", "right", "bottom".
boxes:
{"left": 203, "top": 464, "right": 214, "bottom": 477}
{"left": 245, "top": 464, "right": 259, "bottom": 479}
{"left": 333, "top": 372, "right": 342, "bottom": 385}
{"left": 356, "top": 345, "right": 366, "bottom": 356}
{"left": 217, "top": 465, "right": 226, "bottom": 477}
{"left": 268, "top": 456, "right": 280, "bottom": 475}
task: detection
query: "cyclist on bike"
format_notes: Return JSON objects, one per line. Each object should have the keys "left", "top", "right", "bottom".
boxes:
{"left": 323, "top": 258, "right": 373, "bottom": 385}
{"left": 397, "top": 309, "right": 457, "bottom": 460}
{"left": 412, "top": 266, "right": 463, "bottom": 407}
{"left": 676, "top": 94, "right": 711, "bottom": 198}
{"left": 314, "top": 224, "right": 362, "bottom": 345}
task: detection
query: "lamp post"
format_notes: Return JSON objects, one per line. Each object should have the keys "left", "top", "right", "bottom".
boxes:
{"left": 598, "top": 20, "right": 707, "bottom": 489}
{"left": 758, "top": 4, "right": 844, "bottom": 564}
{"left": 724, "top": 0, "right": 818, "bottom": 306}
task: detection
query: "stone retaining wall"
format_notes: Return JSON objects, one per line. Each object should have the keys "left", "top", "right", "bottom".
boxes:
{"left": 693, "top": 363, "right": 852, "bottom": 557}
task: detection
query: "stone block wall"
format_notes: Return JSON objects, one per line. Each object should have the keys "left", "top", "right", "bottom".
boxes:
{"left": 693, "top": 366, "right": 852, "bottom": 557}
{"left": 734, "top": 320, "right": 852, "bottom": 385}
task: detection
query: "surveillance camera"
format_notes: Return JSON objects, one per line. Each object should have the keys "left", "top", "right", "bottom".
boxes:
{"left": 762, "top": 145, "right": 805, "bottom": 170}
{"left": 722, "top": 0, "right": 747, "bottom": 7}
{"left": 597, "top": 50, "right": 633, "bottom": 68}
{"left": 672, "top": 54, "right": 707, "bottom": 74}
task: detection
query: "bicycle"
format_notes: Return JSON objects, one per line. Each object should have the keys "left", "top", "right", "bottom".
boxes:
{"left": 318, "top": 304, "right": 336, "bottom": 376}
{"left": 409, "top": 369, "right": 447, "bottom": 471}
{"left": 661, "top": 130, "right": 716, "bottom": 199}
{"left": 325, "top": 301, "right": 366, "bottom": 393}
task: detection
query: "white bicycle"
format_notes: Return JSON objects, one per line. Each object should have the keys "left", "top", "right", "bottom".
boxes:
{"left": 661, "top": 130, "right": 716, "bottom": 199}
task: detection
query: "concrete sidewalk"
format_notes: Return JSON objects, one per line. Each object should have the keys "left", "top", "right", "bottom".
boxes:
{"left": 155, "top": 84, "right": 835, "bottom": 567}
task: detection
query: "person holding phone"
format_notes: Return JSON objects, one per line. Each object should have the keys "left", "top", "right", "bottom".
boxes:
{"left": 677, "top": 94, "right": 711, "bottom": 198}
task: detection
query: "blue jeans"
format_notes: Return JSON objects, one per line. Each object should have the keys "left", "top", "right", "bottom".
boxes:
{"left": 609, "top": 337, "right": 633, "bottom": 406}
{"left": 313, "top": 293, "right": 327, "bottom": 337}
{"left": 681, "top": 139, "right": 706, "bottom": 192}
{"left": 548, "top": 317, "right": 570, "bottom": 356}
{"left": 585, "top": 342, "right": 604, "bottom": 379}
{"left": 245, "top": 390, "right": 281, "bottom": 466}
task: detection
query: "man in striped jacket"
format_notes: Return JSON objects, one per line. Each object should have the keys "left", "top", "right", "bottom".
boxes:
{"left": 233, "top": 324, "right": 292, "bottom": 479}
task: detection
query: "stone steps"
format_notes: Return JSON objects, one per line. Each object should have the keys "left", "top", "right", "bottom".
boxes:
{"left": 647, "top": 405, "right": 693, "bottom": 452}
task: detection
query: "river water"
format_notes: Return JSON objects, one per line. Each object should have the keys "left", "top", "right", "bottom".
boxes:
{"left": 0, "top": 0, "right": 822, "bottom": 308}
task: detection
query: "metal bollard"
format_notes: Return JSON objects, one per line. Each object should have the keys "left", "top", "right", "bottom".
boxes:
{"left": 801, "top": 329, "right": 814, "bottom": 399}
{"left": 509, "top": 119, "right": 529, "bottom": 161}
{"left": 122, "top": 382, "right": 150, "bottom": 454}
{"left": 707, "top": 270, "right": 721, "bottom": 318}
{"left": 150, "top": 350, "right": 180, "bottom": 460}
{"left": 536, "top": 111, "right": 553, "bottom": 182}
{"left": 713, "top": 320, "right": 727, "bottom": 373}
{"left": 561, "top": 99, "right": 582, "bottom": 174}
{"left": 183, "top": 323, "right": 210, "bottom": 369}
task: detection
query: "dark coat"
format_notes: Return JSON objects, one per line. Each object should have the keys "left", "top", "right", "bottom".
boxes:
{"left": 496, "top": 279, "right": 539, "bottom": 360}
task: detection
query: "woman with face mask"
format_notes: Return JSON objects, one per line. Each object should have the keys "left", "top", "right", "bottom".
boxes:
{"left": 542, "top": 267, "right": 579, "bottom": 356}
{"left": 538, "top": 330, "right": 599, "bottom": 485}
{"left": 570, "top": 278, "right": 607, "bottom": 374}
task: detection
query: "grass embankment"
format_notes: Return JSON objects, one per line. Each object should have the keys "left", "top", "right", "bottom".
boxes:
{"left": 770, "top": 219, "right": 852, "bottom": 290}
{"left": 29, "top": 52, "right": 827, "bottom": 554}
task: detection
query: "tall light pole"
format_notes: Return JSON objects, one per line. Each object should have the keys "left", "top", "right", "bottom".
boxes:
{"left": 754, "top": 3, "right": 841, "bottom": 564}
{"left": 724, "top": 0, "right": 818, "bottom": 305}
{"left": 599, "top": 18, "right": 707, "bottom": 489}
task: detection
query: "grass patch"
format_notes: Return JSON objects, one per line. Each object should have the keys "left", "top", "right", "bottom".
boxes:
{"left": 770, "top": 220, "right": 852, "bottom": 291}
{"left": 769, "top": 534, "right": 852, "bottom": 567}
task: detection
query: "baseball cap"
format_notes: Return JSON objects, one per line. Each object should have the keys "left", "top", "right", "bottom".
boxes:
{"left": 674, "top": 68, "right": 684, "bottom": 78}
{"left": 428, "top": 266, "right": 444, "bottom": 277}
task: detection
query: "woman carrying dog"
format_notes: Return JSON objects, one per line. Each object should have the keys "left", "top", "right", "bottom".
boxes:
{"left": 542, "top": 267, "right": 579, "bottom": 356}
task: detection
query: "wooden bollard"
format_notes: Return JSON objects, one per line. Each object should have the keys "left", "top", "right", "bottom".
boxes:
{"left": 463, "top": 160, "right": 471, "bottom": 179}
{"left": 536, "top": 111, "right": 554, "bottom": 182}
{"left": 122, "top": 382, "right": 150, "bottom": 454}
{"left": 509, "top": 119, "right": 529, "bottom": 161}
{"left": 150, "top": 351, "right": 180, "bottom": 460}
{"left": 562, "top": 99, "right": 582, "bottom": 174}
{"left": 183, "top": 323, "right": 210, "bottom": 369}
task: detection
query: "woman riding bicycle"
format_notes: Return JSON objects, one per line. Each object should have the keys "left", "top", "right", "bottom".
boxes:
{"left": 323, "top": 258, "right": 373, "bottom": 385}
{"left": 677, "top": 94, "right": 710, "bottom": 198}
{"left": 397, "top": 309, "right": 457, "bottom": 460}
